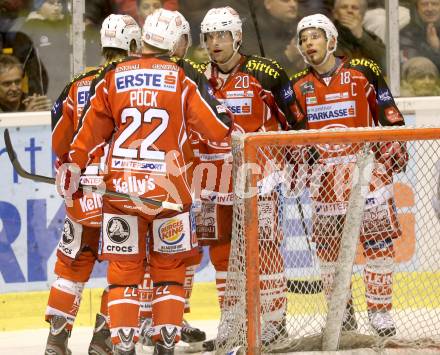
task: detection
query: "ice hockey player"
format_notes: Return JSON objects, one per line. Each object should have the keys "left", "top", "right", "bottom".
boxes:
{"left": 194, "top": 6, "right": 304, "bottom": 351}
{"left": 56, "top": 7, "right": 233, "bottom": 355}
{"left": 136, "top": 9, "right": 206, "bottom": 353}
{"left": 47, "top": 14, "right": 141, "bottom": 355}
{"left": 290, "top": 13, "right": 408, "bottom": 337}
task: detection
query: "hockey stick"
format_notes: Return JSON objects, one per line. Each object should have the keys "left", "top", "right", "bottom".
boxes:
{"left": 3, "top": 129, "right": 183, "bottom": 212}
{"left": 256, "top": 147, "right": 323, "bottom": 294}
{"left": 286, "top": 197, "right": 323, "bottom": 294}
{"left": 246, "top": 0, "right": 265, "bottom": 57}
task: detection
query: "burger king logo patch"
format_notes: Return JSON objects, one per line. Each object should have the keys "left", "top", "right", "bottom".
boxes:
{"left": 158, "top": 218, "right": 185, "bottom": 245}
{"left": 152, "top": 212, "right": 194, "bottom": 254}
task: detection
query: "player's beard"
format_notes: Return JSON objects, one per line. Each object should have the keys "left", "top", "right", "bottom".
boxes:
{"left": 307, "top": 50, "right": 326, "bottom": 66}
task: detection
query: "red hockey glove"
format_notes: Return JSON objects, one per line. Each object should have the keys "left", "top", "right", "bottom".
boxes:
{"left": 54, "top": 153, "right": 68, "bottom": 175}
{"left": 55, "top": 162, "right": 83, "bottom": 200}
{"left": 375, "top": 141, "right": 408, "bottom": 174}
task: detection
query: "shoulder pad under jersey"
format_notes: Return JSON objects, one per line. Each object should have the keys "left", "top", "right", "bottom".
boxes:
{"left": 171, "top": 57, "right": 207, "bottom": 73}
{"left": 348, "top": 57, "right": 382, "bottom": 81}
{"left": 290, "top": 68, "right": 310, "bottom": 83}
{"left": 51, "top": 67, "right": 100, "bottom": 130}
{"left": 244, "top": 55, "right": 285, "bottom": 89}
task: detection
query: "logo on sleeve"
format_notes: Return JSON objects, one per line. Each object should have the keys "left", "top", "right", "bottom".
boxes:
{"left": 107, "top": 217, "right": 130, "bottom": 244}
{"left": 77, "top": 85, "right": 90, "bottom": 107}
{"left": 51, "top": 99, "right": 62, "bottom": 117}
{"left": 378, "top": 89, "right": 392, "bottom": 103}
{"left": 384, "top": 107, "right": 403, "bottom": 123}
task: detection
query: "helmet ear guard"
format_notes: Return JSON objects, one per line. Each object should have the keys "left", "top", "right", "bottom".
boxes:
{"left": 100, "top": 14, "right": 142, "bottom": 51}
{"left": 142, "top": 9, "right": 191, "bottom": 56}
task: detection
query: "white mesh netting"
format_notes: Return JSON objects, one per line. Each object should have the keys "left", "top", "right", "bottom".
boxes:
{"left": 217, "top": 127, "right": 440, "bottom": 353}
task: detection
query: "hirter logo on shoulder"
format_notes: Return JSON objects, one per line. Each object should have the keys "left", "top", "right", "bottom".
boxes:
{"left": 107, "top": 217, "right": 130, "bottom": 244}
{"left": 62, "top": 219, "right": 75, "bottom": 245}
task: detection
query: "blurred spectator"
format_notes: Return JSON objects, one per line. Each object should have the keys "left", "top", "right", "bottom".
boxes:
{"left": 400, "top": 0, "right": 440, "bottom": 72}
{"left": 400, "top": 56, "right": 440, "bottom": 96}
{"left": 21, "top": 0, "right": 70, "bottom": 101}
{"left": 0, "top": 1, "right": 48, "bottom": 95}
{"left": 254, "top": 0, "right": 300, "bottom": 63}
{"left": 85, "top": 0, "right": 138, "bottom": 27}
{"left": 85, "top": 0, "right": 176, "bottom": 28}
{"left": 84, "top": 0, "right": 176, "bottom": 66}
{"left": 298, "top": 0, "right": 333, "bottom": 16}
{"left": 0, "top": 0, "right": 33, "bottom": 30}
{"left": 283, "top": 36, "right": 307, "bottom": 74}
{"left": 0, "top": 54, "right": 51, "bottom": 112}
{"left": 332, "top": 0, "right": 386, "bottom": 69}
{"left": 136, "top": 0, "right": 162, "bottom": 26}
{"left": 363, "top": 3, "right": 410, "bottom": 43}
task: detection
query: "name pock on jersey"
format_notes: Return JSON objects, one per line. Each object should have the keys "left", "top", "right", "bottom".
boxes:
{"left": 115, "top": 69, "right": 178, "bottom": 92}
{"left": 307, "top": 100, "right": 356, "bottom": 122}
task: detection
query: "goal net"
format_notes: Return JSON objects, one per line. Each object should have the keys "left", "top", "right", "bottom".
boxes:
{"left": 217, "top": 127, "right": 440, "bottom": 354}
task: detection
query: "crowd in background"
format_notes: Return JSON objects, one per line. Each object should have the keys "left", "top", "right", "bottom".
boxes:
{"left": 0, "top": 0, "right": 439, "bottom": 112}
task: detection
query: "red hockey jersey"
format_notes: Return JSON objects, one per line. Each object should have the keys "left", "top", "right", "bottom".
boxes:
{"left": 193, "top": 55, "right": 300, "bottom": 204}
{"left": 52, "top": 68, "right": 104, "bottom": 227}
{"left": 68, "top": 55, "right": 233, "bottom": 212}
{"left": 290, "top": 57, "right": 405, "bottom": 206}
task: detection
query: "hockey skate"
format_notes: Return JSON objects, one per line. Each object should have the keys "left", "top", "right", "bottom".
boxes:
{"left": 341, "top": 302, "right": 358, "bottom": 332}
{"left": 368, "top": 309, "right": 396, "bottom": 337}
{"left": 261, "top": 318, "right": 289, "bottom": 347}
{"left": 88, "top": 313, "right": 112, "bottom": 355}
{"left": 44, "top": 316, "right": 72, "bottom": 355}
{"left": 202, "top": 320, "right": 234, "bottom": 352}
{"left": 113, "top": 328, "right": 136, "bottom": 355}
{"left": 139, "top": 317, "right": 154, "bottom": 346}
{"left": 152, "top": 326, "right": 178, "bottom": 355}
{"left": 179, "top": 319, "right": 206, "bottom": 352}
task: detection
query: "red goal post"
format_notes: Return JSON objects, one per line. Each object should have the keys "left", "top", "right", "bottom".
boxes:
{"left": 219, "top": 126, "right": 440, "bottom": 354}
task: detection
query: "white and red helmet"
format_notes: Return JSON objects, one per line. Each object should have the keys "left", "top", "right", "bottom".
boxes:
{"left": 296, "top": 14, "right": 338, "bottom": 66}
{"left": 142, "top": 9, "right": 191, "bottom": 55}
{"left": 200, "top": 7, "right": 242, "bottom": 51}
{"left": 296, "top": 14, "right": 338, "bottom": 50}
{"left": 100, "top": 14, "right": 141, "bottom": 51}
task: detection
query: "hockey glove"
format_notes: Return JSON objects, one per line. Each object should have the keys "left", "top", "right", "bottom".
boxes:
{"left": 55, "top": 162, "right": 83, "bottom": 200}
{"left": 375, "top": 141, "right": 408, "bottom": 174}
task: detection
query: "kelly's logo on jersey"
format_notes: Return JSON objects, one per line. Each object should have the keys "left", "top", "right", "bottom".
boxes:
{"left": 307, "top": 101, "right": 356, "bottom": 122}
{"left": 77, "top": 86, "right": 90, "bottom": 107}
{"left": 113, "top": 176, "right": 156, "bottom": 195}
{"left": 221, "top": 98, "right": 252, "bottom": 115}
{"left": 115, "top": 69, "right": 178, "bottom": 92}
{"left": 158, "top": 218, "right": 185, "bottom": 245}
{"left": 79, "top": 193, "right": 102, "bottom": 213}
